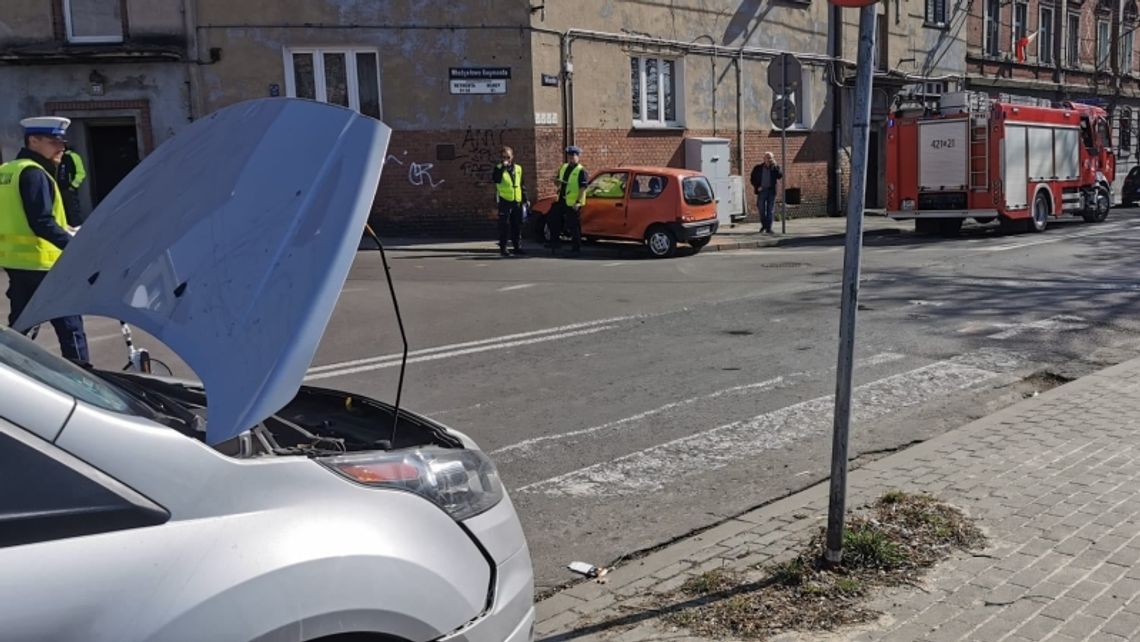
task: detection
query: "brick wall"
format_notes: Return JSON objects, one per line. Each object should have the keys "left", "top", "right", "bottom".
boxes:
{"left": 373, "top": 127, "right": 537, "bottom": 237}
{"left": 373, "top": 124, "right": 836, "bottom": 236}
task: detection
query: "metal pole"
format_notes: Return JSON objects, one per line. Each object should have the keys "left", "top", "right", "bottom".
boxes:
{"left": 825, "top": 3, "right": 877, "bottom": 565}
{"left": 780, "top": 55, "right": 788, "bottom": 234}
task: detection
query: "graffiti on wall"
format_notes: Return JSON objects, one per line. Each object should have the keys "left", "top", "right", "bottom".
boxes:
{"left": 457, "top": 126, "right": 504, "bottom": 185}
{"left": 385, "top": 151, "right": 444, "bottom": 189}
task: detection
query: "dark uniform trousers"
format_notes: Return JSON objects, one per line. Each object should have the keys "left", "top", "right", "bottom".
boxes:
{"left": 549, "top": 201, "right": 581, "bottom": 252}
{"left": 5, "top": 268, "right": 89, "bottom": 362}
{"left": 497, "top": 200, "right": 523, "bottom": 251}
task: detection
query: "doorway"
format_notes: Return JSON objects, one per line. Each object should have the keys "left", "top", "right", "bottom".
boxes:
{"left": 87, "top": 121, "right": 140, "bottom": 207}
{"left": 865, "top": 129, "right": 880, "bottom": 208}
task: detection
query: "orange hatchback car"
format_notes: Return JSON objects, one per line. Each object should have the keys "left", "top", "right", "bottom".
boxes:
{"left": 530, "top": 166, "right": 720, "bottom": 258}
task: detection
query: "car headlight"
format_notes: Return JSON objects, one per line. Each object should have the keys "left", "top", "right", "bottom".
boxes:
{"left": 322, "top": 447, "right": 504, "bottom": 521}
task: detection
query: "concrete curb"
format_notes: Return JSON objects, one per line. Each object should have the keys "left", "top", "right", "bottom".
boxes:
{"left": 372, "top": 228, "right": 906, "bottom": 256}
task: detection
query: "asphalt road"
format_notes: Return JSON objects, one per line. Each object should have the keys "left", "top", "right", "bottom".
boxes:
{"left": 12, "top": 209, "right": 1140, "bottom": 593}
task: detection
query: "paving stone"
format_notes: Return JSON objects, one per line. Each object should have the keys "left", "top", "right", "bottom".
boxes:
{"left": 1101, "top": 611, "right": 1140, "bottom": 639}
{"left": 1040, "top": 596, "right": 1088, "bottom": 622}
{"left": 1011, "top": 615, "right": 1063, "bottom": 641}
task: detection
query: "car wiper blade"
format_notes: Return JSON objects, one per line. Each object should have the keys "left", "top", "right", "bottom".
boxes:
{"left": 95, "top": 371, "right": 203, "bottom": 432}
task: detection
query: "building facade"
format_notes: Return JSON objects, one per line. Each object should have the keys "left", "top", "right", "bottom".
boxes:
{"left": 0, "top": 0, "right": 194, "bottom": 214}
{"left": 3, "top": 1, "right": 971, "bottom": 233}
{"left": 964, "top": 0, "right": 1140, "bottom": 200}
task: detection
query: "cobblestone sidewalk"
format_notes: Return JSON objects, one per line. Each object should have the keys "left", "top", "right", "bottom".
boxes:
{"left": 536, "top": 357, "right": 1140, "bottom": 642}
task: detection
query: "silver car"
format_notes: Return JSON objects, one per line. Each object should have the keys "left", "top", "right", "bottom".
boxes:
{"left": 0, "top": 99, "right": 535, "bottom": 642}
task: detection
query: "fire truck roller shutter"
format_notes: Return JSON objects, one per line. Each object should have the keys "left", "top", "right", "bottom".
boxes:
{"left": 918, "top": 120, "right": 968, "bottom": 192}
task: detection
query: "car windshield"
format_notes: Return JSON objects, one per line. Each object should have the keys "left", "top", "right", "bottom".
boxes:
{"left": 0, "top": 325, "right": 146, "bottom": 415}
{"left": 683, "top": 176, "right": 714, "bottom": 205}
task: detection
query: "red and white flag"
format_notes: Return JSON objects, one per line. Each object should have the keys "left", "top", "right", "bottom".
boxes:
{"left": 1016, "top": 31, "right": 1039, "bottom": 64}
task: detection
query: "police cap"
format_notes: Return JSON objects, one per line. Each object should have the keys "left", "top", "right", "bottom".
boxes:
{"left": 564, "top": 145, "right": 582, "bottom": 155}
{"left": 20, "top": 116, "right": 71, "bottom": 140}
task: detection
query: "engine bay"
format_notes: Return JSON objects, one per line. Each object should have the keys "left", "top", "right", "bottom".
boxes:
{"left": 96, "top": 370, "right": 461, "bottom": 458}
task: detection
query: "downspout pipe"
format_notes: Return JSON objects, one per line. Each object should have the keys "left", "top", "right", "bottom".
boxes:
{"left": 737, "top": 48, "right": 744, "bottom": 177}
{"left": 829, "top": 4, "right": 843, "bottom": 216}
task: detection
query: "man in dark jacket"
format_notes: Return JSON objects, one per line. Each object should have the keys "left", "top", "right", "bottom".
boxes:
{"left": 56, "top": 146, "right": 87, "bottom": 227}
{"left": 749, "top": 152, "right": 783, "bottom": 234}
{"left": 0, "top": 116, "right": 88, "bottom": 362}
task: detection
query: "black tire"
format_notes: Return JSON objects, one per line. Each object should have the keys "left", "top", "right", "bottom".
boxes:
{"left": 1029, "top": 191, "right": 1050, "bottom": 233}
{"left": 974, "top": 216, "right": 996, "bottom": 224}
{"left": 1081, "top": 186, "right": 1110, "bottom": 223}
{"left": 645, "top": 225, "right": 677, "bottom": 258}
{"left": 689, "top": 237, "right": 711, "bottom": 252}
{"left": 998, "top": 215, "right": 1026, "bottom": 235}
{"left": 937, "top": 219, "right": 963, "bottom": 236}
{"left": 915, "top": 219, "right": 939, "bottom": 235}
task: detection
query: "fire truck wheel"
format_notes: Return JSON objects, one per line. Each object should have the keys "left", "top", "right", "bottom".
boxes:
{"left": 1081, "top": 186, "right": 1110, "bottom": 223}
{"left": 1029, "top": 191, "right": 1051, "bottom": 233}
{"left": 915, "top": 219, "right": 939, "bottom": 235}
{"left": 999, "top": 215, "right": 1027, "bottom": 235}
{"left": 937, "top": 219, "right": 963, "bottom": 236}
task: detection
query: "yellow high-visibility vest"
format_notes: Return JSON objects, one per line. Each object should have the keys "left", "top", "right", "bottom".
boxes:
{"left": 0, "top": 159, "right": 67, "bottom": 271}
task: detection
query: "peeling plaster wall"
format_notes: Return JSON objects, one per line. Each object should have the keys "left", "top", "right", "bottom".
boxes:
{"left": 0, "top": 1, "right": 192, "bottom": 162}
{"left": 0, "top": 3, "right": 55, "bottom": 43}
{"left": 0, "top": 63, "right": 190, "bottom": 162}
{"left": 194, "top": 0, "right": 536, "bottom": 128}
{"left": 839, "top": 0, "right": 967, "bottom": 82}
{"left": 193, "top": 0, "right": 537, "bottom": 234}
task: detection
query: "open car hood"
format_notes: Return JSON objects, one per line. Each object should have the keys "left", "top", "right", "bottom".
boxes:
{"left": 16, "top": 98, "right": 390, "bottom": 445}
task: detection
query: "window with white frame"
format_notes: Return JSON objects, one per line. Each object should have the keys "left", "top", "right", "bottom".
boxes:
{"left": 1097, "top": 20, "right": 1111, "bottom": 69}
{"left": 63, "top": 0, "right": 123, "bottom": 44}
{"left": 630, "top": 56, "right": 681, "bottom": 127}
{"left": 284, "top": 48, "right": 382, "bottom": 119}
{"left": 984, "top": 0, "right": 1002, "bottom": 56}
{"left": 1039, "top": 7, "right": 1055, "bottom": 64}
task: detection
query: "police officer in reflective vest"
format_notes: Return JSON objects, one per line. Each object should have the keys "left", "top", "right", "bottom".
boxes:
{"left": 550, "top": 145, "right": 588, "bottom": 256}
{"left": 0, "top": 116, "right": 89, "bottom": 362}
{"left": 57, "top": 146, "right": 87, "bottom": 227}
{"left": 492, "top": 146, "right": 528, "bottom": 257}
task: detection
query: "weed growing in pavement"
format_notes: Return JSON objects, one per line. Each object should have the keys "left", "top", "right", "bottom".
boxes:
{"left": 662, "top": 491, "right": 986, "bottom": 640}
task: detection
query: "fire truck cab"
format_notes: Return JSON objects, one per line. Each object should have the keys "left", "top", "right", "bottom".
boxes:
{"left": 886, "top": 92, "right": 1115, "bottom": 235}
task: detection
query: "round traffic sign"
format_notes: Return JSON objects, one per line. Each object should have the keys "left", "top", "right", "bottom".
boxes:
{"left": 771, "top": 98, "right": 797, "bottom": 129}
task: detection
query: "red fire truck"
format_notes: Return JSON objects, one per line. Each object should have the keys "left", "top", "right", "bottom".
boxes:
{"left": 886, "top": 92, "right": 1116, "bottom": 235}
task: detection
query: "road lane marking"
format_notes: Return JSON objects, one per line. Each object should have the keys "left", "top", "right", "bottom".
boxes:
{"left": 307, "top": 314, "right": 638, "bottom": 374}
{"left": 982, "top": 220, "right": 1140, "bottom": 252}
{"left": 602, "top": 262, "right": 625, "bottom": 267}
{"left": 304, "top": 325, "right": 619, "bottom": 381}
{"left": 985, "top": 314, "right": 1089, "bottom": 340}
{"left": 491, "top": 377, "right": 785, "bottom": 458}
{"left": 493, "top": 352, "right": 906, "bottom": 461}
{"left": 498, "top": 283, "right": 536, "bottom": 292}
{"left": 517, "top": 351, "right": 1015, "bottom": 497}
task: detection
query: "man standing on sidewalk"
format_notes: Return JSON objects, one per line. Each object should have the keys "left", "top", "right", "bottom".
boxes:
{"left": 57, "top": 146, "right": 87, "bottom": 227}
{"left": 750, "top": 152, "right": 783, "bottom": 234}
{"left": 0, "top": 116, "right": 88, "bottom": 363}
{"left": 550, "top": 145, "right": 588, "bottom": 256}
{"left": 492, "top": 146, "right": 527, "bottom": 257}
